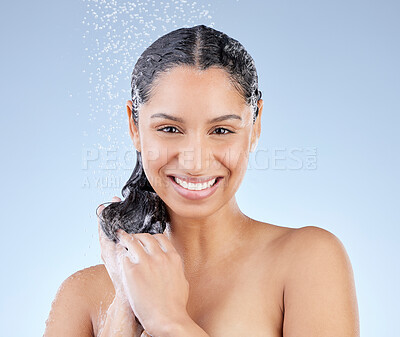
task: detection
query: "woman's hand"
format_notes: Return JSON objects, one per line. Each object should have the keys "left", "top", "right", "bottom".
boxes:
{"left": 97, "top": 196, "right": 126, "bottom": 298}
{"left": 98, "top": 196, "right": 145, "bottom": 336}
{"left": 116, "top": 229, "right": 190, "bottom": 337}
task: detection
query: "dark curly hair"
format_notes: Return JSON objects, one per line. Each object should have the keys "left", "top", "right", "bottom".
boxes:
{"left": 97, "top": 24, "right": 262, "bottom": 243}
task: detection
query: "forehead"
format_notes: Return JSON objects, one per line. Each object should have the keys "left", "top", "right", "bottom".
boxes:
{"left": 141, "top": 66, "right": 249, "bottom": 119}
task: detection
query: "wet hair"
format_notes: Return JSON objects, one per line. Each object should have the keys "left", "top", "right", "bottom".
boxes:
{"left": 97, "top": 24, "right": 262, "bottom": 243}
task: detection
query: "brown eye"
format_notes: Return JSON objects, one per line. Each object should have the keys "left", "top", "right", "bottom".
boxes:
{"left": 157, "top": 126, "right": 180, "bottom": 133}
{"left": 213, "top": 127, "right": 234, "bottom": 135}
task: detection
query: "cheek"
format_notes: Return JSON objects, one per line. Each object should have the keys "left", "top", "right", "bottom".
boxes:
{"left": 211, "top": 139, "right": 250, "bottom": 193}
{"left": 140, "top": 138, "right": 171, "bottom": 189}
{"left": 216, "top": 137, "right": 250, "bottom": 172}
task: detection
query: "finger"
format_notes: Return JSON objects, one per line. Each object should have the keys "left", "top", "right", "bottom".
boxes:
{"left": 151, "top": 235, "right": 168, "bottom": 253}
{"left": 99, "top": 233, "right": 116, "bottom": 265}
{"left": 97, "top": 215, "right": 108, "bottom": 241}
{"left": 115, "top": 241, "right": 128, "bottom": 254}
{"left": 97, "top": 205, "right": 115, "bottom": 251}
{"left": 97, "top": 203, "right": 113, "bottom": 242}
{"left": 97, "top": 205, "right": 106, "bottom": 263}
{"left": 117, "top": 230, "right": 146, "bottom": 262}
{"left": 120, "top": 248, "right": 139, "bottom": 265}
{"left": 97, "top": 209, "right": 104, "bottom": 239}
{"left": 97, "top": 204, "right": 106, "bottom": 235}
{"left": 130, "top": 233, "right": 166, "bottom": 255}
{"left": 115, "top": 242, "right": 130, "bottom": 264}
{"left": 96, "top": 203, "right": 105, "bottom": 219}
{"left": 152, "top": 233, "right": 178, "bottom": 254}
{"left": 112, "top": 196, "right": 121, "bottom": 202}
{"left": 116, "top": 242, "right": 138, "bottom": 264}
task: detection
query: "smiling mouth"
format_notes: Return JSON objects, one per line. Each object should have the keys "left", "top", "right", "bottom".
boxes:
{"left": 168, "top": 176, "right": 222, "bottom": 191}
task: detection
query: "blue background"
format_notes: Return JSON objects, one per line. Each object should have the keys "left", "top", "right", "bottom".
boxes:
{"left": 0, "top": 0, "right": 398, "bottom": 336}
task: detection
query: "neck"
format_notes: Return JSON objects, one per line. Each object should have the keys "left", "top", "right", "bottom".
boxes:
{"left": 163, "top": 196, "right": 253, "bottom": 275}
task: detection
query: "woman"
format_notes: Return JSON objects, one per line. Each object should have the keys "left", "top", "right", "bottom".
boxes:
{"left": 44, "top": 25, "right": 360, "bottom": 337}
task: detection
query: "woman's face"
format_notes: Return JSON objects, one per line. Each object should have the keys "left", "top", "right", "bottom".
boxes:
{"left": 128, "top": 65, "right": 263, "bottom": 218}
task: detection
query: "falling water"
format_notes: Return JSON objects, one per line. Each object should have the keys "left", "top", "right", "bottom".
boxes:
{"left": 81, "top": 0, "right": 216, "bottom": 199}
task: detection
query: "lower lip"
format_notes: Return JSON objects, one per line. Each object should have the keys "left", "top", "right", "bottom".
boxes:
{"left": 168, "top": 176, "right": 223, "bottom": 201}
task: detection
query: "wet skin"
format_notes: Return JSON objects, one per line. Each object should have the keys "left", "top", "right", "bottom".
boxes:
{"left": 91, "top": 221, "right": 293, "bottom": 337}
{"left": 93, "top": 66, "right": 357, "bottom": 336}
{"left": 44, "top": 65, "right": 359, "bottom": 337}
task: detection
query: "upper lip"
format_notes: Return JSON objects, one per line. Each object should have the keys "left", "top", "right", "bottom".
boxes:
{"left": 168, "top": 174, "right": 221, "bottom": 183}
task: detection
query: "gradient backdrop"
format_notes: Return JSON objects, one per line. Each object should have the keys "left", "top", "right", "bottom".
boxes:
{"left": 0, "top": 0, "right": 399, "bottom": 336}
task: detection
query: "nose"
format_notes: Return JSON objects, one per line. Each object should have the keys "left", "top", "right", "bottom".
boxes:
{"left": 178, "top": 133, "right": 212, "bottom": 173}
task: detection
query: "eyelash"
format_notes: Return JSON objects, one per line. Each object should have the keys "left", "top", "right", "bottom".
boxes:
{"left": 157, "top": 126, "right": 235, "bottom": 135}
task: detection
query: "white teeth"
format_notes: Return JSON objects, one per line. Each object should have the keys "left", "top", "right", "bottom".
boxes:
{"left": 174, "top": 177, "right": 217, "bottom": 190}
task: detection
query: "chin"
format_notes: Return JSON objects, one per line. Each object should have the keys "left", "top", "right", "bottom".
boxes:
{"left": 166, "top": 202, "right": 223, "bottom": 220}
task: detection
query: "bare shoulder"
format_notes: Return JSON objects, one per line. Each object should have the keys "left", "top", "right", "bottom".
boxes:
{"left": 283, "top": 225, "right": 353, "bottom": 269}
{"left": 72, "top": 264, "right": 116, "bottom": 335}
{"left": 277, "top": 225, "right": 360, "bottom": 336}
{"left": 60, "top": 263, "right": 114, "bottom": 309}
{"left": 290, "top": 224, "right": 345, "bottom": 245}
{"left": 255, "top": 223, "right": 350, "bottom": 258}
{"left": 44, "top": 264, "right": 114, "bottom": 337}
{"left": 272, "top": 225, "right": 356, "bottom": 287}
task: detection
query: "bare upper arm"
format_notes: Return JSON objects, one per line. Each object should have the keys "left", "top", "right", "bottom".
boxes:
{"left": 43, "top": 266, "right": 99, "bottom": 337}
{"left": 282, "top": 226, "right": 360, "bottom": 337}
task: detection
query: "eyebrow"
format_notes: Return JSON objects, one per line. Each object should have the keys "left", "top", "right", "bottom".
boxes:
{"left": 150, "top": 113, "right": 242, "bottom": 123}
